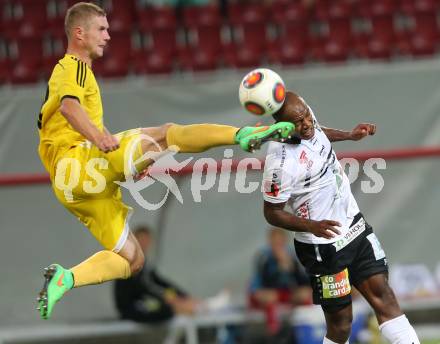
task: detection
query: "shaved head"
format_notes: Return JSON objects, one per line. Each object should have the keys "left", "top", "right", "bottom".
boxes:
{"left": 273, "top": 91, "right": 309, "bottom": 123}
{"left": 65, "top": 2, "right": 106, "bottom": 39}
{"left": 273, "top": 91, "right": 315, "bottom": 140}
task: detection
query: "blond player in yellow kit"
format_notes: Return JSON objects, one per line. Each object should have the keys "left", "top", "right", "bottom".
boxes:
{"left": 36, "top": 2, "right": 294, "bottom": 319}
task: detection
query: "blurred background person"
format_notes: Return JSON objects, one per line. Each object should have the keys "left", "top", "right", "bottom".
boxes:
{"left": 248, "top": 228, "right": 312, "bottom": 337}
{"left": 114, "top": 225, "right": 198, "bottom": 323}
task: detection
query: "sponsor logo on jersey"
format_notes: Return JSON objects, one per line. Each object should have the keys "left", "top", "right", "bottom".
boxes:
{"left": 300, "top": 150, "right": 313, "bottom": 170}
{"left": 320, "top": 268, "right": 351, "bottom": 298}
{"left": 295, "top": 201, "right": 310, "bottom": 219}
{"left": 264, "top": 180, "right": 280, "bottom": 197}
{"left": 264, "top": 170, "right": 281, "bottom": 197}
{"left": 333, "top": 217, "right": 366, "bottom": 252}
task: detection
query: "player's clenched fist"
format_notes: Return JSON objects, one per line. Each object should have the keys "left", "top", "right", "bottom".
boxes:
{"left": 350, "top": 123, "right": 376, "bottom": 141}
{"left": 95, "top": 132, "right": 120, "bottom": 152}
{"left": 308, "top": 220, "right": 341, "bottom": 239}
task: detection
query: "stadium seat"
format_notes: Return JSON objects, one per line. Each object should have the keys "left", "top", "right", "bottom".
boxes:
{"left": 309, "top": 36, "right": 326, "bottom": 61}
{"left": 269, "top": 1, "right": 310, "bottom": 65}
{"left": 223, "top": 44, "right": 261, "bottom": 69}
{"left": 137, "top": 6, "right": 178, "bottom": 58}
{"left": 93, "top": 31, "right": 132, "bottom": 78}
{"left": 355, "top": 0, "right": 397, "bottom": 60}
{"left": 10, "top": 60, "right": 40, "bottom": 84}
{"left": 271, "top": 1, "right": 310, "bottom": 39}
{"left": 403, "top": 1, "right": 439, "bottom": 37}
{"left": 5, "top": 0, "right": 47, "bottom": 39}
{"left": 352, "top": 32, "right": 370, "bottom": 58}
{"left": 398, "top": 0, "right": 438, "bottom": 57}
{"left": 0, "top": 57, "right": 11, "bottom": 84}
{"left": 267, "top": 40, "right": 307, "bottom": 66}
{"left": 183, "top": 5, "right": 223, "bottom": 55}
{"left": 12, "top": 37, "right": 43, "bottom": 67}
{"left": 133, "top": 50, "right": 173, "bottom": 75}
{"left": 322, "top": 38, "right": 350, "bottom": 62}
{"left": 105, "top": 32, "right": 132, "bottom": 62}
{"left": 178, "top": 47, "right": 218, "bottom": 72}
{"left": 315, "top": 0, "right": 353, "bottom": 62}
{"left": 227, "top": 3, "right": 268, "bottom": 54}
{"left": 41, "top": 54, "right": 61, "bottom": 79}
{"left": 366, "top": 36, "right": 393, "bottom": 59}
{"left": 326, "top": 1, "right": 353, "bottom": 44}
{"left": 102, "top": 0, "right": 135, "bottom": 33}
{"left": 407, "top": 33, "right": 437, "bottom": 56}
{"left": 99, "top": 55, "right": 130, "bottom": 78}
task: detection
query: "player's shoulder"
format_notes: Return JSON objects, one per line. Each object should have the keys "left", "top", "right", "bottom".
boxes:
{"left": 57, "top": 54, "right": 79, "bottom": 69}
{"left": 267, "top": 141, "right": 301, "bottom": 158}
{"left": 56, "top": 55, "right": 91, "bottom": 86}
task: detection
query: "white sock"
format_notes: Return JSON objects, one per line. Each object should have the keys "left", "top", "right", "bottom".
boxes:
{"left": 323, "top": 337, "right": 348, "bottom": 344}
{"left": 379, "top": 314, "right": 420, "bottom": 344}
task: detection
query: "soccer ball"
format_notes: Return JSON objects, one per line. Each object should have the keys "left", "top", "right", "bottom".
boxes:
{"left": 239, "top": 68, "right": 286, "bottom": 116}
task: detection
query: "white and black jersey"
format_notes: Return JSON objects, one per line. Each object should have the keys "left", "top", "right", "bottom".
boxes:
{"left": 263, "top": 109, "right": 360, "bottom": 244}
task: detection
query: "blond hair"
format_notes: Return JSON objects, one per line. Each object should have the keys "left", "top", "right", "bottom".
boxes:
{"left": 65, "top": 2, "right": 106, "bottom": 38}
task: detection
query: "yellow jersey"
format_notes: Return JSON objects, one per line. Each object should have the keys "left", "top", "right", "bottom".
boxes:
{"left": 38, "top": 54, "right": 103, "bottom": 176}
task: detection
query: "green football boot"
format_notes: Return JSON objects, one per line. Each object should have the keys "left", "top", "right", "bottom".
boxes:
{"left": 235, "top": 122, "right": 296, "bottom": 152}
{"left": 37, "top": 264, "right": 74, "bottom": 320}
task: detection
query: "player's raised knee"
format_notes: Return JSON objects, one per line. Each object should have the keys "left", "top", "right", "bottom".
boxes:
{"left": 162, "top": 122, "right": 175, "bottom": 130}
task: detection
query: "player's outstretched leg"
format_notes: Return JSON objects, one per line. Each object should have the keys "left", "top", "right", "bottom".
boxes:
{"left": 37, "top": 264, "right": 74, "bottom": 320}
{"left": 163, "top": 122, "right": 296, "bottom": 153}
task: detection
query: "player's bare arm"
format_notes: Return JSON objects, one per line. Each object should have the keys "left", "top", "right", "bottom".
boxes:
{"left": 321, "top": 123, "right": 376, "bottom": 142}
{"left": 60, "top": 98, "right": 119, "bottom": 152}
{"left": 263, "top": 201, "right": 341, "bottom": 239}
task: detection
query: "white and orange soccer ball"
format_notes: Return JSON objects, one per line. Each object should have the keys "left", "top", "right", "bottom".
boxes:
{"left": 239, "top": 68, "right": 286, "bottom": 116}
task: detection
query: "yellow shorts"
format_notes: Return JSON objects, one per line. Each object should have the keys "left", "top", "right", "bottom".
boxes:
{"left": 51, "top": 129, "right": 148, "bottom": 251}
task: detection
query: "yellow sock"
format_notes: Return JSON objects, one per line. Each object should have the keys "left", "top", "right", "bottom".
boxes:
{"left": 70, "top": 251, "right": 131, "bottom": 288}
{"left": 166, "top": 124, "right": 238, "bottom": 153}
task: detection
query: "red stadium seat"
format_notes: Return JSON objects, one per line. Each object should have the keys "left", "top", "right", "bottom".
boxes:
{"left": 102, "top": 0, "right": 135, "bottom": 33}
{"left": 358, "top": 0, "right": 397, "bottom": 40}
{"left": 0, "top": 56, "right": 11, "bottom": 84}
{"left": 228, "top": 3, "right": 268, "bottom": 54}
{"left": 133, "top": 50, "right": 173, "bottom": 75}
{"left": 10, "top": 60, "right": 40, "bottom": 84}
{"left": 178, "top": 47, "right": 218, "bottom": 71}
{"left": 271, "top": 1, "right": 310, "bottom": 39}
{"left": 327, "top": 1, "right": 353, "bottom": 44}
{"left": 354, "top": 0, "right": 397, "bottom": 60}
{"left": 398, "top": 0, "right": 438, "bottom": 57}
{"left": 401, "top": 0, "right": 439, "bottom": 38}
{"left": 12, "top": 37, "right": 43, "bottom": 67}
{"left": 93, "top": 31, "right": 132, "bottom": 78}
{"left": 98, "top": 55, "right": 130, "bottom": 78}
{"left": 309, "top": 36, "right": 326, "bottom": 61}
{"left": 4, "top": 0, "right": 47, "bottom": 39}
{"left": 352, "top": 33, "right": 370, "bottom": 58}
{"left": 409, "top": 33, "right": 437, "bottom": 56}
{"left": 183, "top": 5, "right": 223, "bottom": 54}
{"left": 366, "top": 36, "right": 393, "bottom": 59}
{"left": 223, "top": 44, "right": 261, "bottom": 69}
{"left": 314, "top": 1, "right": 353, "bottom": 62}
{"left": 138, "top": 6, "right": 178, "bottom": 57}
{"left": 322, "top": 38, "right": 350, "bottom": 62}
{"left": 105, "top": 32, "right": 132, "bottom": 62}
{"left": 41, "top": 54, "right": 61, "bottom": 79}
{"left": 46, "top": 0, "right": 71, "bottom": 39}
{"left": 268, "top": 40, "right": 307, "bottom": 66}
{"left": 270, "top": 1, "right": 310, "bottom": 65}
